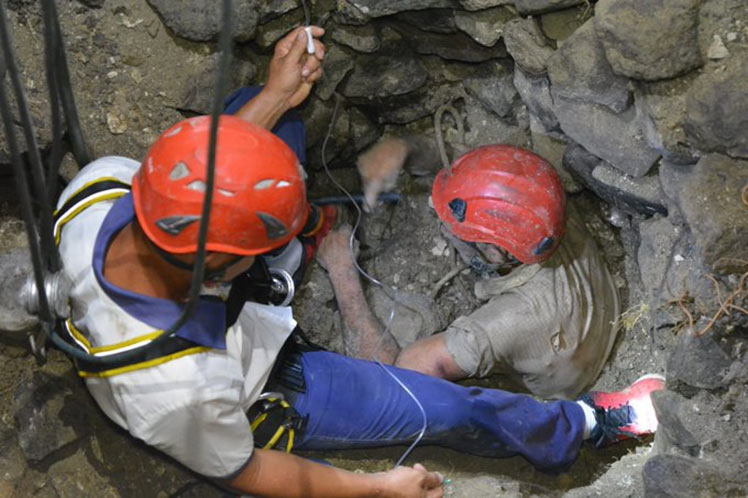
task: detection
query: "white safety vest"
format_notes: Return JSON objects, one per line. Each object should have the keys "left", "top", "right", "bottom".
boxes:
{"left": 56, "top": 156, "right": 296, "bottom": 478}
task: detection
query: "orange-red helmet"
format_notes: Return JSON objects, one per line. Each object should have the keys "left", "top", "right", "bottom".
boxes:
{"left": 132, "top": 115, "right": 308, "bottom": 256}
{"left": 432, "top": 145, "right": 566, "bottom": 264}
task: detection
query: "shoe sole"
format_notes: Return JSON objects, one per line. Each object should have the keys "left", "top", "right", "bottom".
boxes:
{"left": 633, "top": 373, "right": 666, "bottom": 383}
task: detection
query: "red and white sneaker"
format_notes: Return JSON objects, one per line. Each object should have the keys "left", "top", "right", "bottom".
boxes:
{"left": 579, "top": 374, "right": 666, "bottom": 448}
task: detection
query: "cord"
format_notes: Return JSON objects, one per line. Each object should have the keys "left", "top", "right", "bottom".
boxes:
{"left": 319, "top": 94, "right": 428, "bottom": 468}
{"left": 0, "top": 0, "right": 234, "bottom": 365}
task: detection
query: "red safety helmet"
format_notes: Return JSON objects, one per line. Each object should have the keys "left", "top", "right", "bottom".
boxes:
{"left": 432, "top": 145, "right": 566, "bottom": 264}
{"left": 132, "top": 115, "right": 308, "bottom": 256}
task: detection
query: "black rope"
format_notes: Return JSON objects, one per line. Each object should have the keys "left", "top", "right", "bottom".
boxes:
{"left": 0, "top": 11, "right": 53, "bottom": 328}
{"left": 40, "top": 0, "right": 64, "bottom": 204}
{"left": 41, "top": 0, "right": 92, "bottom": 168}
{"left": 0, "top": 0, "right": 233, "bottom": 366}
{"left": 0, "top": 1, "right": 59, "bottom": 272}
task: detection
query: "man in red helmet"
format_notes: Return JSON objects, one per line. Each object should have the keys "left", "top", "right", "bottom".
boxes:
{"left": 55, "top": 25, "right": 664, "bottom": 498}
{"left": 319, "top": 140, "right": 623, "bottom": 400}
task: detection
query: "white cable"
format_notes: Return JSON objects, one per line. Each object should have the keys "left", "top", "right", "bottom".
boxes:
{"left": 320, "top": 95, "right": 428, "bottom": 468}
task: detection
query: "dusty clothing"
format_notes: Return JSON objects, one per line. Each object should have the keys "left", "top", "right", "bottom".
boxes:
{"left": 57, "top": 157, "right": 296, "bottom": 478}
{"left": 444, "top": 211, "right": 620, "bottom": 399}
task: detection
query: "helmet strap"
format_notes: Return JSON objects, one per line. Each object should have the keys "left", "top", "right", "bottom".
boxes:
{"left": 439, "top": 225, "right": 500, "bottom": 277}
{"left": 145, "top": 237, "right": 235, "bottom": 283}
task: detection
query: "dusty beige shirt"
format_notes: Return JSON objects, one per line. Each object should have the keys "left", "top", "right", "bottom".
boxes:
{"left": 444, "top": 210, "right": 620, "bottom": 399}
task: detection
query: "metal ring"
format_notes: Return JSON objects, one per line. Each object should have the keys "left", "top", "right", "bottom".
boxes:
{"left": 268, "top": 268, "right": 295, "bottom": 307}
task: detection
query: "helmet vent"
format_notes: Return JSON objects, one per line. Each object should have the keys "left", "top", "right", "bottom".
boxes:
{"left": 155, "top": 215, "right": 200, "bottom": 236}
{"left": 448, "top": 198, "right": 467, "bottom": 222}
{"left": 276, "top": 180, "right": 291, "bottom": 188}
{"left": 187, "top": 180, "right": 206, "bottom": 192}
{"left": 254, "top": 179, "right": 275, "bottom": 190}
{"left": 217, "top": 188, "right": 236, "bottom": 197}
{"left": 164, "top": 125, "right": 183, "bottom": 138}
{"left": 533, "top": 237, "right": 555, "bottom": 255}
{"left": 256, "top": 212, "right": 288, "bottom": 240}
{"left": 169, "top": 162, "right": 190, "bottom": 181}
{"left": 296, "top": 162, "right": 308, "bottom": 180}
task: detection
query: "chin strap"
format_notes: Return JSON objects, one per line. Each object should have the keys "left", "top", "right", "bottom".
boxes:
{"left": 146, "top": 237, "right": 234, "bottom": 283}
{"left": 439, "top": 224, "right": 521, "bottom": 277}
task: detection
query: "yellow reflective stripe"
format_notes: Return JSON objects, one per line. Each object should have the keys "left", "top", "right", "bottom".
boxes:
{"left": 77, "top": 346, "right": 211, "bottom": 378}
{"left": 66, "top": 319, "right": 164, "bottom": 354}
{"left": 89, "top": 330, "right": 163, "bottom": 354}
{"left": 65, "top": 319, "right": 92, "bottom": 349}
{"left": 54, "top": 190, "right": 127, "bottom": 245}
{"left": 54, "top": 176, "right": 126, "bottom": 216}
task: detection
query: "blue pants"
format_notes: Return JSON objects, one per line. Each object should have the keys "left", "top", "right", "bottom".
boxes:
{"left": 289, "top": 351, "right": 586, "bottom": 473}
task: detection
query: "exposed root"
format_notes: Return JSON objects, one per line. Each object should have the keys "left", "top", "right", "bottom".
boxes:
{"left": 694, "top": 268, "right": 748, "bottom": 337}
{"left": 667, "top": 293, "right": 694, "bottom": 333}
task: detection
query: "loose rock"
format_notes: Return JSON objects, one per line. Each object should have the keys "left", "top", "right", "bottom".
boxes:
{"left": 146, "top": 0, "right": 259, "bottom": 41}
{"left": 553, "top": 97, "right": 660, "bottom": 177}
{"left": 314, "top": 45, "right": 355, "bottom": 101}
{"left": 341, "top": 55, "right": 428, "bottom": 99}
{"left": 595, "top": 0, "right": 702, "bottom": 80}
{"left": 464, "top": 61, "right": 518, "bottom": 118}
{"left": 503, "top": 17, "right": 555, "bottom": 76}
{"left": 13, "top": 372, "right": 83, "bottom": 462}
{"left": 331, "top": 24, "right": 381, "bottom": 53}
{"left": 683, "top": 60, "right": 748, "bottom": 159}
{"left": 547, "top": 20, "right": 632, "bottom": 113}
{"left": 392, "top": 21, "right": 508, "bottom": 62}
{"left": 0, "top": 248, "right": 38, "bottom": 334}
{"left": 659, "top": 155, "right": 748, "bottom": 275}
{"left": 563, "top": 143, "right": 666, "bottom": 214}
{"left": 454, "top": 6, "right": 514, "bottom": 47}
{"left": 513, "top": 69, "right": 559, "bottom": 131}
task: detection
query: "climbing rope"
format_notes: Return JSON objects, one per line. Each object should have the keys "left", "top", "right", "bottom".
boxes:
{"left": 433, "top": 102, "right": 464, "bottom": 171}
{"left": 0, "top": 0, "right": 233, "bottom": 365}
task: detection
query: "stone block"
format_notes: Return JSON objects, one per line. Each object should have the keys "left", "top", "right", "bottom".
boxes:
{"left": 595, "top": 0, "right": 702, "bottom": 81}
{"left": 547, "top": 20, "right": 632, "bottom": 113}
{"left": 503, "top": 17, "right": 555, "bottom": 76}
{"left": 146, "top": 0, "right": 258, "bottom": 41}
{"left": 660, "top": 155, "right": 748, "bottom": 274}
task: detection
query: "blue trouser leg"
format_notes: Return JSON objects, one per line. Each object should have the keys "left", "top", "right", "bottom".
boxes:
{"left": 288, "top": 351, "right": 586, "bottom": 473}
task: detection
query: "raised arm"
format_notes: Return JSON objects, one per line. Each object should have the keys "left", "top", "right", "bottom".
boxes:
{"left": 236, "top": 25, "right": 326, "bottom": 129}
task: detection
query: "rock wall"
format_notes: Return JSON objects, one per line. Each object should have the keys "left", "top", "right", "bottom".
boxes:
{"left": 1, "top": 0, "right": 747, "bottom": 496}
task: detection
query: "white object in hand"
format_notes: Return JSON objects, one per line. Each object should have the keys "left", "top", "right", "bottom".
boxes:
{"left": 305, "top": 26, "right": 315, "bottom": 54}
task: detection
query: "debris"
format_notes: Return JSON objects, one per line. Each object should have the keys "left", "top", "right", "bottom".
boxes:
{"left": 707, "top": 34, "right": 729, "bottom": 60}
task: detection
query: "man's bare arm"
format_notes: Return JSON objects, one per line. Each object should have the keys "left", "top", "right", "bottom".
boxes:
{"left": 226, "top": 448, "right": 444, "bottom": 498}
{"left": 396, "top": 333, "right": 468, "bottom": 380}
{"left": 318, "top": 227, "right": 469, "bottom": 382}
{"left": 235, "top": 26, "right": 325, "bottom": 130}
{"left": 318, "top": 226, "right": 400, "bottom": 362}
